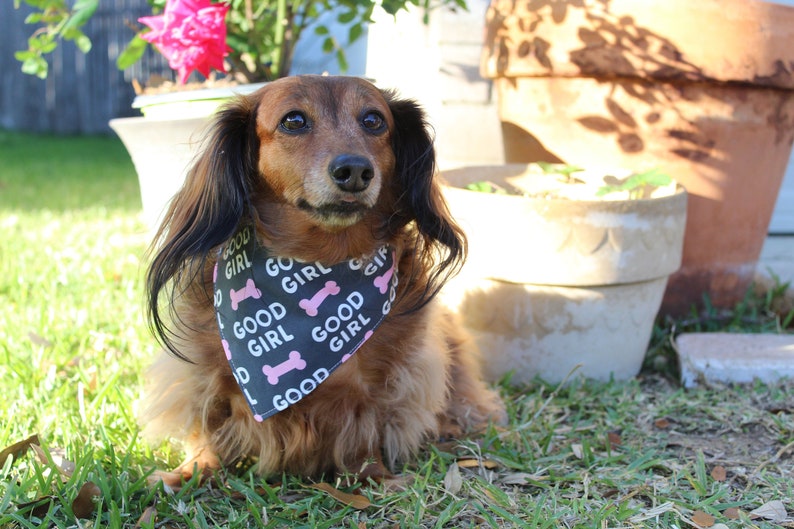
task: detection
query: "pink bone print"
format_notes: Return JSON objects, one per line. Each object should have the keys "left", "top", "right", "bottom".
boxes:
{"left": 373, "top": 264, "right": 395, "bottom": 294}
{"left": 222, "top": 339, "right": 232, "bottom": 360}
{"left": 262, "top": 350, "right": 307, "bottom": 385}
{"left": 299, "top": 280, "right": 341, "bottom": 316}
{"left": 230, "top": 278, "right": 262, "bottom": 310}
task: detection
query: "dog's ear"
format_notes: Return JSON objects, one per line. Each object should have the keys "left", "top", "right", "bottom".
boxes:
{"left": 384, "top": 91, "right": 466, "bottom": 306}
{"left": 147, "top": 95, "right": 260, "bottom": 356}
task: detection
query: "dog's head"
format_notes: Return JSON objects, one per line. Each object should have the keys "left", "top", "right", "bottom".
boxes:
{"left": 147, "top": 75, "right": 464, "bottom": 354}
{"left": 253, "top": 76, "right": 394, "bottom": 229}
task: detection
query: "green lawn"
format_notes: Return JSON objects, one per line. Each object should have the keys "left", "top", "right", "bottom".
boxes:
{"left": 0, "top": 130, "right": 792, "bottom": 528}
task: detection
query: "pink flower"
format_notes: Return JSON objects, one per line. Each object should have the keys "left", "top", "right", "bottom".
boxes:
{"left": 139, "top": 0, "right": 231, "bottom": 84}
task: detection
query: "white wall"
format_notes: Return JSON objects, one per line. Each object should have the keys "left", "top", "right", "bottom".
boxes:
{"left": 364, "top": 1, "right": 504, "bottom": 170}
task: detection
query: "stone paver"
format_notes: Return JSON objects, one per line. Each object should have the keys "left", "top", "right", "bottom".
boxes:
{"left": 677, "top": 332, "right": 794, "bottom": 387}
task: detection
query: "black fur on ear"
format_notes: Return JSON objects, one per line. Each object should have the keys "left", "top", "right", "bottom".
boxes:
{"left": 146, "top": 95, "right": 260, "bottom": 359}
{"left": 382, "top": 91, "right": 466, "bottom": 309}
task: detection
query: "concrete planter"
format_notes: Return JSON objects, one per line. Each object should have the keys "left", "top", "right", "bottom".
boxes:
{"left": 441, "top": 164, "right": 687, "bottom": 384}
{"left": 481, "top": 0, "right": 794, "bottom": 315}
{"left": 109, "top": 84, "right": 264, "bottom": 231}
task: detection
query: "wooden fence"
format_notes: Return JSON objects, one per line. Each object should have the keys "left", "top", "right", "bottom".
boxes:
{"left": 0, "top": 0, "right": 173, "bottom": 134}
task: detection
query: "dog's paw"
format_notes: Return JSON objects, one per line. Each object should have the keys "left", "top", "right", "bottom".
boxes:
{"left": 146, "top": 469, "right": 193, "bottom": 491}
{"left": 380, "top": 473, "right": 414, "bottom": 492}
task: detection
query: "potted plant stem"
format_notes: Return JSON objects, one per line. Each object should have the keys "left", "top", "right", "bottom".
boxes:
{"left": 440, "top": 163, "right": 687, "bottom": 384}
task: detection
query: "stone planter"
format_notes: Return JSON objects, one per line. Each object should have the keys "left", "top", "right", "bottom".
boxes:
{"left": 481, "top": 0, "right": 794, "bottom": 315}
{"left": 441, "top": 164, "right": 687, "bottom": 384}
{"left": 109, "top": 83, "right": 264, "bottom": 231}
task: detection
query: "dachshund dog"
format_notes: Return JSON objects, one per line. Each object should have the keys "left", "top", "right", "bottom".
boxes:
{"left": 142, "top": 75, "right": 505, "bottom": 485}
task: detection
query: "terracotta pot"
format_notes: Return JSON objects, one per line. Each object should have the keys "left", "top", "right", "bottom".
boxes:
{"left": 440, "top": 164, "right": 687, "bottom": 384}
{"left": 481, "top": 0, "right": 794, "bottom": 315}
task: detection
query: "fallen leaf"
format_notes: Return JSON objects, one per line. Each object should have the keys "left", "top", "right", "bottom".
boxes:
{"left": 654, "top": 418, "right": 671, "bottom": 429}
{"left": 443, "top": 463, "right": 462, "bottom": 494}
{"left": 710, "top": 465, "right": 727, "bottom": 482}
{"left": 30, "top": 444, "right": 49, "bottom": 465}
{"left": 309, "top": 483, "right": 371, "bottom": 509}
{"left": 691, "top": 509, "right": 715, "bottom": 527}
{"left": 135, "top": 503, "right": 158, "bottom": 528}
{"left": 498, "top": 472, "right": 537, "bottom": 485}
{"left": 229, "top": 485, "right": 271, "bottom": 501}
{"left": 31, "top": 444, "right": 75, "bottom": 478}
{"left": 456, "top": 458, "right": 499, "bottom": 469}
{"left": 28, "top": 332, "right": 53, "bottom": 348}
{"left": 0, "top": 434, "right": 40, "bottom": 467}
{"left": 17, "top": 496, "right": 55, "bottom": 519}
{"left": 607, "top": 432, "right": 622, "bottom": 448}
{"left": 571, "top": 443, "right": 584, "bottom": 459}
{"left": 627, "top": 501, "right": 675, "bottom": 523}
{"left": 723, "top": 507, "right": 740, "bottom": 519}
{"left": 72, "top": 481, "right": 101, "bottom": 519}
{"left": 749, "top": 500, "right": 787, "bottom": 521}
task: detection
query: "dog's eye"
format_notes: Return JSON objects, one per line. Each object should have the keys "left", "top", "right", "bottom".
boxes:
{"left": 280, "top": 111, "right": 308, "bottom": 132}
{"left": 361, "top": 111, "right": 386, "bottom": 133}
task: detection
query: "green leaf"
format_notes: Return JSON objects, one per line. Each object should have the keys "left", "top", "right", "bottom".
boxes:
{"left": 314, "top": 25, "right": 330, "bottom": 36}
{"left": 20, "top": 56, "right": 48, "bottom": 78}
{"left": 536, "top": 162, "right": 584, "bottom": 177}
{"left": 348, "top": 23, "right": 363, "bottom": 44}
{"left": 595, "top": 168, "right": 672, "bottom": 198}
{"left": 65, "top": 0, "right": 99, "bottom": 30}
{"left": 321, "top": 36, "right": 334, "bottom": 53}
{"left": 74, "top": 34, "right": 92, "bottom": 53}
{"left": 336, "top": 49, "right": 348, "bottom": 72}
{"left": 73, "top": 0, "right": 100, "bottom": 11}
{"left": 633, "top": 167, "right": 673, "bottom": 187}
{"left": 31, "top": 35, "right": 58, "bottom": 54}
{"left": 465, "top": 181, "right": 506, "bottom": 194}
{"left": 380, "top": 0, "right": 403, "bottom": 16}
{"left": 14, "top": 50, "right": 36, "bottom": 61}
{"left": 337, "top": 10, "right": 357, "bottom": 23}
{"left": 116, "top": 35, "right": 148, "bottom": 70}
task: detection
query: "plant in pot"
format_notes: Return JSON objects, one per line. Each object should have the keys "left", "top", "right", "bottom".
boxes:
{"left": 440, "top": 163, "right": 687, "bottom": 385}
{"left": 16, "top": 0, "right": 465, "bottom": 229}
{"left": 480, "top": 0, "right": 794, "bottom": 316}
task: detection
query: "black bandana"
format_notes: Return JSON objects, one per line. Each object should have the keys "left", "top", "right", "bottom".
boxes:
{"left": 213, "top": 225, "right": 397, "bottom": 421}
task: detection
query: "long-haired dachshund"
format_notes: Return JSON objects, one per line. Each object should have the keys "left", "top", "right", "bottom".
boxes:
{"left": 142, "top": 75, "right": 505, "bottom": 485}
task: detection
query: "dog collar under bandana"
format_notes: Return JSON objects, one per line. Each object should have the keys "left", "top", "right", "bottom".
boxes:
{"left": 213, "top": 224, "right": 397, "bottom": 422}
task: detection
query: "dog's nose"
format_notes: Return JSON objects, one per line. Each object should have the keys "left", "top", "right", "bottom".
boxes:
{"left": 329, "top": 154, "right": 374, "bottom": 193}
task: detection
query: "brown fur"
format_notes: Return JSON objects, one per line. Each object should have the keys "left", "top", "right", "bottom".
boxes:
{"left": 142, "top": 75, "right": 505, "bottom": 485}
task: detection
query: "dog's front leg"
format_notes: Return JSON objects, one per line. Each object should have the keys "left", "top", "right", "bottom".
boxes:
{"left": 148, "top": 432, "right": 221, "bottom": 489}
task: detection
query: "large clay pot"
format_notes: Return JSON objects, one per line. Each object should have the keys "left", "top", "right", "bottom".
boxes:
{"left": 481, "top": 0, "right": 794, "bottom": 315}
{"left": 440, "top": 164, "right": 687, "bottom": 384}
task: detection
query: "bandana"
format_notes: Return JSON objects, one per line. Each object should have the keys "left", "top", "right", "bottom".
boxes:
{"left": 213, "top": 224, "right": 397, "bottom": 422}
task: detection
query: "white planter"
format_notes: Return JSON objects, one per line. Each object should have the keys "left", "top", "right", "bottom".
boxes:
{"left": 441, "top": 164, "right": 687, "bottom": 384}
{"left": 110, "top": 115, "right": 207, "bottom": 231}
{"left": 109, "top": 83, "right": 265, "bottom": 231}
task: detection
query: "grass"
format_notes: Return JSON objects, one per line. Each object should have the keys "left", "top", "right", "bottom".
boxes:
{"left": 1, "top": 129, "right": 793, "bottom": 528}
